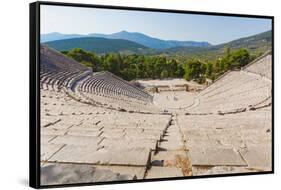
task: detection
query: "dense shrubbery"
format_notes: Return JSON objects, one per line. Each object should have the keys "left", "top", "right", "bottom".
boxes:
{"left": 62, "top": 47, "right": 254, "bottom": 83}
{"left": 63, "top": 48, "right": 184, "bottom": 80}
{"left": 183, "top": 48, "right": 252, "bottom": 83}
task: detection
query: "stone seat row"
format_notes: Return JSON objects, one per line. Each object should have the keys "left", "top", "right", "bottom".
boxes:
{"left": 78, "top": 91, "right": 160, "bottom": 113}
{"left": 40, "top": 69, "right": 91, "bottom": 92}
{"left": 41, "top": 45, "right": 89, "bottom": 72}
{"left": 79, "top": 72, "right": 152, "bottom": 103}
{"left": 244, "top": 55, "right": 272, "bottom": 79}
{"left": 190, "top": 70, "right": 271, "bottom": 113}
{"left": 79, "top": 76, "right": 148, "bottom": 103}
{"left": 94, "top": 72, "right": 152, "bottom": 100}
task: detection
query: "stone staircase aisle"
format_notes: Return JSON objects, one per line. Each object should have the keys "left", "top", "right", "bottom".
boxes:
{"left": 145, "top": 114, "right": 192, "bottom": 179}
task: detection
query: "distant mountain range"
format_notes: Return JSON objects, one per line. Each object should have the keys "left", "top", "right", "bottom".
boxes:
{"left": 41, "top": 33, "right": 85, "bottom": 43}
{"left": 44, "top": 37, "right": 148, "bottom": 54}
{"left": 43, "top": 30, "right": 272, "bottom": 59}
{"left": 41, "top": 31, "right": 211, "bottom": 49}
{"left": 89, "top": 31, "right": 211, "bottom": 49}
{"left": 162, "top": 30, "right": 272, "bottom": 60}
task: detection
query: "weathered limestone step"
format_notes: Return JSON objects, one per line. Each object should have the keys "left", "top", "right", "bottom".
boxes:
{"left": 189, "top": 148, "right": 247, "bottom": 166}
{"left": 151, "top": 150, "right": 187, "bottom": 167}
{"left": 96, "top": 165, "right": 146, "bottom": 179}
{"left": 158, "top": 140, "right": 185, "bottom": 151}
{"left": 41, "top": 144, "right": 65, "bottom": 161}
{"left": 185, "top": 139, "right": 230, "bottom": 150}
{"left": 242, "top": 135, "right": 271, "bottom": 145}
{"left": 124, "top": 134, "right": 161, "bottom": 141}
{"left": 142, "top": 129, "right": 166, "bottom": 137}
{"left": 101, "top": 138, "right": 158, "bottom": 150}
{"left": 158, "top": 116, "right": 186, "bottom": 151}
{"left": 192, "top": 165, "right": 257, "bottom": 176}
{"left": 159, "top": 137, "right": 184, "bottom": 150}
{"left": 163, "top": 131, "right": 183, "bottom": 141}
{"left": 49, "top": 135, "right": 103, "bottom": 146}
{"left": 123, "top": 128, "right": 144, "bottom": 133}
{"left": 41, "top": 128, "right": 68, "bottom": 136}
{"left": 239, "top": 146, "right": 272, "bottom": 171}
{"left": 41, "top": 135, "right": 57, "bottom": 144}
{"left": 49, "top": 146, "right": 151, "bottom": 166}
{"left": 124, "top": 132, "right": 162, "bottom": 141}
{"left": 102, "top": 128, "right": 125, "bottom": 132}
{"left": 41, "top": 118, "right": 61, "bottom": 128}
{"left": 170, "top": 120, "right": 176, "bottom": 125}
{"left": 49, "top": 119, "right": 84, "bottom": 130}
{"left": 145, "top": 166, "right": 183, "bottom": 179}
{"left": 182, "top": 130, "right": 209, "bottom": 141}
{"left": 41, "top": 163, "right": 134, "bottom": 185}
{"left": 48, "top": 122, "right": 75, "bottom": 130}
{"left": 100, "top": 130, "right": 125, "bottom": 138}
{"left": 69, "top": 125, "right": 102, "bottom": 132}
{"left": 67, "top": 129, "right": 102, "bottom": 137}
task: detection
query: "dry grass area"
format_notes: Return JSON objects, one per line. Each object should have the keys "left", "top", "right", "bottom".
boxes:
{"left": 175, "top": 155, "right": 193, "bottom": 176}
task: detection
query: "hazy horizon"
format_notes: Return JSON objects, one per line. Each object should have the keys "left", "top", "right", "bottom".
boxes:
{"left": 41, "top": 29, "right": 271, "bottom": 45}
{"left": 41, "top": 5, "right": 272, "bottom": 45}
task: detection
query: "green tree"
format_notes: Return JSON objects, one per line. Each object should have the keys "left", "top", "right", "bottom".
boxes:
{"left": 184, "top": 59, "right": 206, "bottom": 83}
{"left": 176, "top": 64, "right": 185, "bottom": 77}
{"left": 229, "top": 48, "right": 250, "bottom": 68}
{"left": 205, "top": 62, "right": 214, "bottom": 78}
{"left": 160, "top": 70, "right": 169, "bottom": 79}
{"left": 66, "top": 48, "right": 101, "bottom": 71}
{"left": 103, "top": 53, "right": 122, "bottom": 75}
{"left": 63, "top": 47, "right": 252, "bottom": 83}
{"left": 168, "top": 59, "right": 178, "bottom": 77}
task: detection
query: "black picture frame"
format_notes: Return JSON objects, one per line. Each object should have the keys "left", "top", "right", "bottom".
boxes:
{"left": 30, "top": 1, "right": 274, "bottom": 188}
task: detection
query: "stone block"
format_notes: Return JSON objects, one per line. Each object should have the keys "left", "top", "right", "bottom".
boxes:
{"left": 49, "top": 145, "right": 151, "bottom": 166}
{"left": 101, "top": 138, "right": 158, "bottom": 150}
{"left": 192, "top": 165, "right": 257, "bottom": 176}
{"left": 96, "top": 165, "right": 146, "bottom": 179}
{"left": 239, "top": 146, "right": 272, "bottom": 171}
{"left": 189, "top": 148, "right": 247, "bottom": 166}
{"left": 146, "top": 166, "right": 183, "bottom": 179}
{"left": 41, "top": 144, "right": 65, "bottom": 161}
{"left": 49, "top": 135, "right": 103, "bottom": 147}
{"left": 41, "top": 163, "right": 134, "bottom": 185}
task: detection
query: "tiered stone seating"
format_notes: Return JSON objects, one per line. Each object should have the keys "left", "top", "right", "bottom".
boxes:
{"left": 244, "top": 54, "right": 272, "bottom": 79}
{"left": 188, "top": 70, "right": 271, "bottom": 114}
{"left": 177, "top": 109, "right": 272, "bottom": 175}
{"left": 78, "top": 72, "right": 153, "bottom": 102}
{"left": 40, "top": 89, "right": 171, "bottom": 185}
{"left": 41, "top": 45, "right": 88, "bottom": 72}
{"left": 40, "top": 45, "right": 91, "bottom": 92}
{"left": 74, "top": 72, "right": 158, "bottom": 113}
{"left": 40, "top": 45, "right": 156, "bottom": 112}
{"left": 39, "top": 46, "right": 169, "bottom": 185}
{"left": 39, "top": 45, "right": 272, "bottom": 183}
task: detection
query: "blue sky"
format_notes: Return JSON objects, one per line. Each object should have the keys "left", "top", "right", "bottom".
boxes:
{"left": 40, "top": 5, "right": 272, "bottom": 45}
